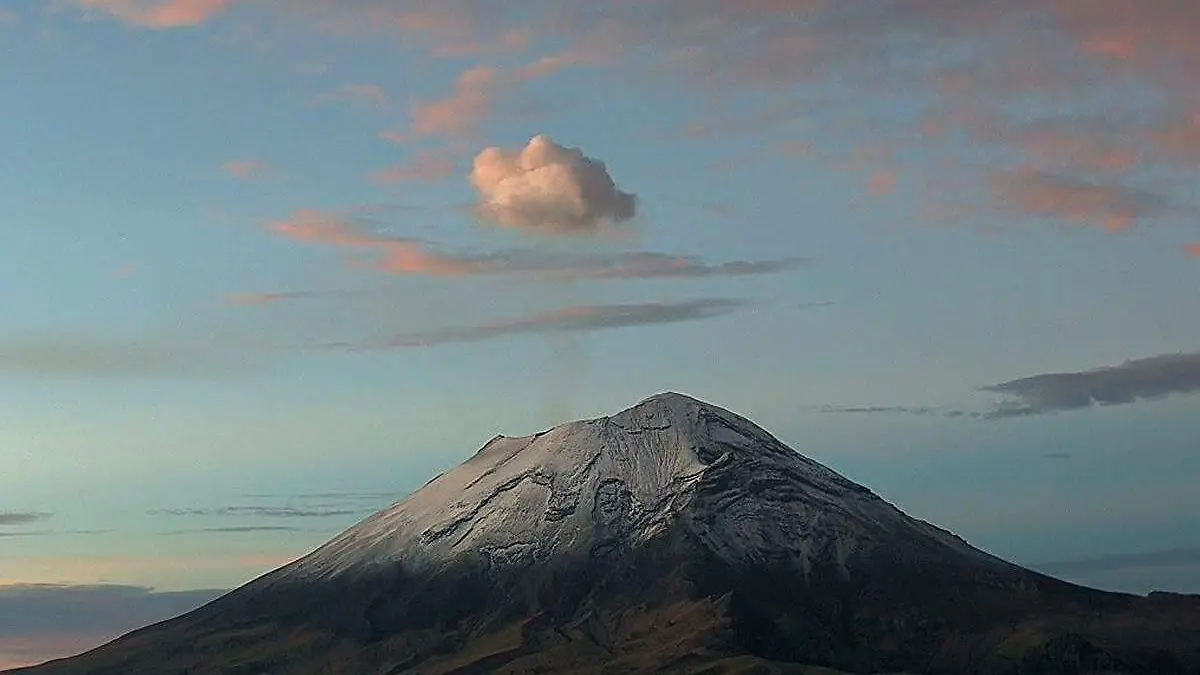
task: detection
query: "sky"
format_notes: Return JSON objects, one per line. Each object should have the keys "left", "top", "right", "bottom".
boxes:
{"left": 2, "top": 0, "right": 1200, "bottom": 668}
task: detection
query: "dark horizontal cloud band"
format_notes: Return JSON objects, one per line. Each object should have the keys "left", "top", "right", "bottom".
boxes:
{"left": 332, "top": 298, "right": 747, "bottom": 350}
{"left": 981, "top": 352, "right": 1200, "bottom": 417}
{"left": 816, "top": 350, "right": 1200, "bottom": 420}
{"left": 149, "top": 506, "right": 366, "bottom": 518}
{"left": 0, "top": 512, "right": 52, "bottom": 527}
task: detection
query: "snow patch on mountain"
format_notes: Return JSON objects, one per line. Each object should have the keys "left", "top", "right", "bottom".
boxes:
{"left": 278, "top": 392, "right": 1007, "bottom": 584}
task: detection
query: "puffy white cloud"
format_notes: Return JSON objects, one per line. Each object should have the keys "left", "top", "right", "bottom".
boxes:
{"left": 469, "top": 135, "right": 636, "bottom": 234}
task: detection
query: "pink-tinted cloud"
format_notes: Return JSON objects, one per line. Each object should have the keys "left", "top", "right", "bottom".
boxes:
{"left": 64, "top": 1, "right": 1200, "bottom": 235}
{"left": 542, "top": 0, "right": 828, "bottom": 89}
{"left": 512, "top": 30, "right": 621, "bottom": 81}
{"left": 268, "top": 210, "right": 482, "bottom": 278}
{"left": 1004, "top": 118, "right": 1142, "bottom": 174}
{"left": 0, "top": 8, "right": 17, "bottom": 24}
{"left": 70, "top": 2, "right": 1200, "bottom": 96}
{"left": 432, "top": 28, "right": 530, "bottom": 60}
{"left": 379, "top": 52, "right": 584, "bottom": 146}
{"left": 227, "top": 289, "right": 365, "bottom": 308}
{"left": 824, "top": 143, "right": 904, "bottom": 199}
{"left": 1054, "top": 0, "right": 1200, "bottom": 78}
{"left": 515, "top": 53, "right": 582, "bottom": 81}
{"left": 389, "top": 45, "right": 615, "bottom": 145}
{"left": 867, "top": 170, "right": 896, "bottom": 197}
{"left": 76, "top": 0, "right": 234, "bottom": 28}
{"left": 227, "top": 292, "right": 289, "bottom": 307}
{"left": 921, "top": 109, "right": 1196, "bottom": 230}
{"left": 267, "top": 209, "right": 797, "bottom": 283}
{"left": 925, "top": 4, "right": 1200, "bottom": 180}
{"left": 470, "top": 135, "right": 636, "bottom": 235}
{"left": 990, "top": 168, "right": 1165, "bottom": 231}
{"left": 1148, "top": 111, "right": 1200, "bottom": 167}
{"left": 405, "top": 66, "right": 500, "bottom": 142}
{"left": 221, "top": 158, "right": 269, "bottom": 181}
{"left": 268, "top": 210, "right": 376, "bottom": 249}
{"left": 1186, "top": 243, "right": 1200, "bottom": 258}
{"left": 371, "top": 150, "right": 455, "bottom": 185}
{"left": 372, "top": 243, "right": 480, "bottom": 278}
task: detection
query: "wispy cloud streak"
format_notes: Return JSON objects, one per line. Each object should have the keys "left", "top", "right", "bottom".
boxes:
{"left": 340, "top": 83, "right": 387, "bottom": 107}
{"left": 813, "top": 405, "right": 954, "bottom": 417}
{"left": 226, "top": 290, "right": 363, "bottom": 307}
{"left": 160, "top": 526, "right": 304, "bottom": 535}
{"left": 990, "top": 168, "right": 1166, "bottom": 231}
{"left": 0, "top": 337, "right": 229, "bottom": 377}
{"left": 221, "top": 158, "right": 269, "bottom": 181}
{"left": 372, "top": 150, "right": 456, "bottom": 185}
{"left": 338, "top": 299, "right": 745, "bottom": 350}
{"left": 0, "top": 513, "right": 52, "bottom": 527}
{"left": 1035, "top": 548, "right": 1200, "bottom": 576}
{"left": 76, "top": 0, "right": 233, "bottom": 29}
{"left": 149, "top": 506, "right": 363, "bottom": 518}
{"left": 267, "top": 209, "right": 800, "bottom": 283}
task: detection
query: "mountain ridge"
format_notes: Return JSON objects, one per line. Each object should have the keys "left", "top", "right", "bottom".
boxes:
{"left": 10, "top": 392, "right": 1200, "bottom": 675}
{"left": 272, "top": 390, "right": 1010, "bottom": 586}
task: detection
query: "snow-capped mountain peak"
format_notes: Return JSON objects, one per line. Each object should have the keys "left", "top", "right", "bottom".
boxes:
{"left": 23, "top": 393, "right": 1200, "bottom": 675}
{"left": 277, "top": 392, "right": 1001, "bottom": 584}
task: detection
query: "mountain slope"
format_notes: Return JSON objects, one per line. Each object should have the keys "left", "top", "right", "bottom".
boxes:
{"left": 11, "top": 393, "right": 1200, "bottom": 675}
{"left": 283, "top": 391, "right": 1010, "bottom": 584}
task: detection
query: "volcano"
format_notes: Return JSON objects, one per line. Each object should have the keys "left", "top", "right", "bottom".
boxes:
{"left": 12, "top": 393, "right": 1200, "bottom": 674}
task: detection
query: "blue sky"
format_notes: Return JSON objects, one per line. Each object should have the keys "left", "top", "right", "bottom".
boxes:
{"left": 2, "top": 0, "right": 1200, "bottom": 667}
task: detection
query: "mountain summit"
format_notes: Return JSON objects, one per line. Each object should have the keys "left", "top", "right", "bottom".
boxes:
{"left": 281, "top": 391, "right": 1004, "bottom": 585}
{"left": 13, "top": 393, "right": 1200, "bottom": 675}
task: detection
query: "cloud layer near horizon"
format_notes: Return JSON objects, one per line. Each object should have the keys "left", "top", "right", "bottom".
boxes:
{"left": 818, "top": 351, "right": 1200, "bottom": 420}
{"left": 982, "top": 352, "right": 1200, "bottom": 417}
{"left": 0, "top": 338, "right": 218, "bottom": 377}
{"left": 1035, "top": 547, "right": 1200, "bottom": 577}
{"left": 0, "top": 584, "right": 221, "bottom": 670}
